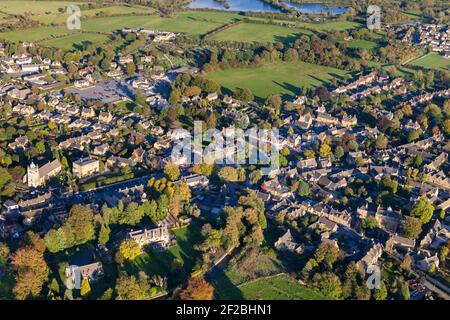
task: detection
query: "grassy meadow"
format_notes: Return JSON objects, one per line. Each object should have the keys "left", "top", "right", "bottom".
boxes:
{"left": 409, "top": 53, "right": 450, "bottom": 71}
{"left": 206, "top": 60, "right": 350, "bottom": 99}
{"left": 216, "top": 274, "right": 329, "bottom": 300}
{"left": 209, "top": 22, "right": 312, "bottom": 43}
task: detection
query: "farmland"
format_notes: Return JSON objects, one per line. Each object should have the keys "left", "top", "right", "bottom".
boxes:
{"left": 208, "top": 20, "right": 361, "bottom": 44}
{"left": 208, "top": 22, "right": 312, "bottom": 44}
{"left": 409, "top": 53, "right": 450, "bottom": 71}
{"left": 41, "top": 33, "right": 111, "bottom": 50}
{"left": 206, "top": 60, "right": 350, "bottom": 99}
{"left": 0, "top": 4, "right": 362, "bottom": 49}
{"left": 0, "top": 9, "right": 244, "bottom": 46}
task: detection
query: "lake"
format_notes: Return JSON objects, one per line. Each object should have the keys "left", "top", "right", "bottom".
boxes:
{"left": 187, "top": 0, "right": 348, "bottom": 15}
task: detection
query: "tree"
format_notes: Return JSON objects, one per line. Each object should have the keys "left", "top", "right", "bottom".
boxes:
{"left": 373, "top": 281, "right": 388, "bottom": 300}
{"left": 115, "top": 274, "right": 147, "bottom": 300}
{"left": 0, "top": 167, "right": 12, "bottom": 192}
{"left": 375, "top": 134, "right": 388, "bottom": 149}
{"left": 402, "top": 216, "right": 423, "bottom": 240}
{"left": 400, "top": 254, "right": 412, "bottom": 271}
{"left": 80, "top": 278, "right": 91, "bottom": 297}
{"left": 413, "top": 155, "right": 423, "bottom": 168}
{"left": 334, "top": 146, "right": 345, "bottom": 160}
{"left": 410, "top": 198, "right": 434, "bottom": 224}
{"left": 179, "top": 277, "right": 214, "bottom": 300}
{"left": 249, "top": 170, "right": 262, "bottom": 185}
{"left": 319, "top": 143, "right": 332, "bottom": 158}
{"left": 218, "top": 166, "right": 239, "bottom": 182}
{"left": 400, "top": 281, "right": 410, "bottom": 300}
{"left": 118, "top": 202, "right": 145, "bottom": 225}
{"left": 233, "top": 88, "right": 254, "bottom": 102}
{"left": 314, "top": 243, "right": 339, "bottom": 268}
{"left": 164, "top": 163, "right": 180, "bottom": 181}
{"left": 12, "top": 247, "right": 49, "bottom": 299}
{"left": 98, "top": 224, "right": 110, "bottom": 245}
{"left": 44, "top": 205, "right": 95, "bottom": 253}
{"left": 119, "top": 239, "right": 141, "bottom": 261}
{"left": 127, "top": 62, "right": 136, "bottom": 76}
{"left": 312, "top": 272, "right": 342, "bottom": 299}
{"left": 362, "top": 216, "right": 379, "bottom": 230}
{"left": 0, "top": 242, "right": 10, "bottom": 264}
{"left": 298, "top": 180, "right": 310, "bottom": 197}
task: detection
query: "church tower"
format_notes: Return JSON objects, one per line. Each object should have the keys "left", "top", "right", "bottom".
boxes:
{"left": 27, "top": 162, "right": 40, "bottom": 187}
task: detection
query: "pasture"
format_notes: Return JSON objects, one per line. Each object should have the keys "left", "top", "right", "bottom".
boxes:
{"left": 206, "top": 60, "right": 350, "bottom": 99}
{"left": 409, "top": 53, "right": 450, "bottom": 71}
{"left": 208, "top": 22, "right": 312, "bottom": 43}
{"left": 41, "top": 33, "right": 111, "bottom": 50}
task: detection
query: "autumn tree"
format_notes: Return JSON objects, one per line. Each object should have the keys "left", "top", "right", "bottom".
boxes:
{"left": 164, "top": 162, "right": 180, "bottom": 181}
{"left": 119, "top": 239, "right": 141, "bottom": 261}
{"left": 402, "top": 216, "right": 423, "bottom": 240}
{"left": 115, "top": 274, "right": 150, "bottom": 300}
{"left": 179, "top": 277, "right": 214, "bottom": 300}
{"left": 80, "top": 278, "right": 91, "bottom": 297}
{"left": 12, "top": 246, "right": 49, "bottom": 299}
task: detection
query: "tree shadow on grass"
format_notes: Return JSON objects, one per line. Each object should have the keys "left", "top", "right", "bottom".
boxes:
{"left": 272, "top": 81, "right": 301, "bottom": 100}
{"left": 329, "top": 72, "right": 347, "bottom": 81}
{"left": 210, "top": 273, "right": 244, "bottom": 300}
{"left": 273, "top": 32, "right": 309, "bottom": 45}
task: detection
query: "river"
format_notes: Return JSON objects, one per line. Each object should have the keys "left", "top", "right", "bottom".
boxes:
{"left": 187, "top": 0, "right": 348, "bottom": 15}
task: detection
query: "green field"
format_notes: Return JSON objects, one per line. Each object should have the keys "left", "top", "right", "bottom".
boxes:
{"left": 42, "top": 33, "right": 110, "bottom": 50}
{"left": 343, "top": 39, "right": 378, "bottom": 49}
{"left": 0, "top": 1, "right": 154, "bottom": 24}
{"left": 208, "top": 20, "right": 359, "bottom": 44}
{"left": 216, "top": 274, "right": 328, "bottom": 300}
{"left": 0, "top": 10, "right": 243, "bottom": 44}
{"left": 206, "top": 60, "right": 350, "bottom": 99}
{"left": 0, "top": 25, "right": 73, "bottom": 42}
{"left": 409, "top": 53, "right": 450, "bottom": 71}
{"left": 36, "top": 5, "right": 154, "bottom": 25}
{"left": 209, "top": 22, "right": 312, "bottom": 43}
{"left": 0, "top": 1, "right": 82, "bottom": 15}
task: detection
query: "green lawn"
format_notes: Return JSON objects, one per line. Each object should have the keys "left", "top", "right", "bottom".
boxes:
{"left": 206, "top": 60, "right": 350, "bottom": 99}
{"left": 409, "top": 53, "right": 450, "bottom": 71}
{"left": 216, "top": 274, "right": 328, "bottom": 300}
{"left": 41, "top": 33, "right": 111, "bottom": 50}
{"left": 209, "top": 22, "right": 312, "bottom": 43}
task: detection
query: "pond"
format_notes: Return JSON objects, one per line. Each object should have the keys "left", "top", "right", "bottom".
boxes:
{"left": 187, "top": 0, "right": 348, "bottom": 15}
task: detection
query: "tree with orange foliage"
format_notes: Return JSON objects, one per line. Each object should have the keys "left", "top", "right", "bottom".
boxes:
{"left": 179, "top": 277, "right": 214, "bottom": 300}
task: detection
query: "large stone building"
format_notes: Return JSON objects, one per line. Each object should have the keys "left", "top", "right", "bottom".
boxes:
{"left": 72, "top": 157, "right": 100, "bottom": 178}
{"left": 27, "top": 160, "right": 62, "bottom": 187}
{"left": 128, "top": 226, "right": 170, "bottom": 249}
